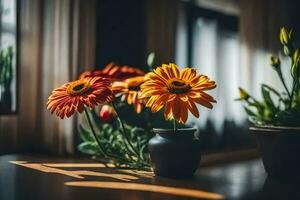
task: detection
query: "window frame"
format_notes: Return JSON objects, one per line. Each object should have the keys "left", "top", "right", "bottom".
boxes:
{"left": 185, "top": 2, "right": 239, "bottom": 66}
{"left": 0, "top": 0, "right": 19, "bottom": 115}
{"left": 181, "top": 2, "right": 258, "bottom": 160}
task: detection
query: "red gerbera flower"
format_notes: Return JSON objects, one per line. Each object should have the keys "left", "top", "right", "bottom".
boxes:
{"left": 79, "top": 62, "right": 145, "bottom": 81}
{"left": 47, "top": 77, "right": 113, "bottom": 119}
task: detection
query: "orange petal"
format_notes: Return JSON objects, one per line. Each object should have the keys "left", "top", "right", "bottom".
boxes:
{"left": 135, "top": 102, "right": 143, "bottom": 113}
{"left": 171, "top": 97, "right": 181, "bottom": 123}
{"left": 154, "top": 66, "right": 170, "bottom": 81}
{"left": 186, "top": 99, "right": 199, "bottom": 118}
{"left": 179, "top": 94, "right": 189, "bottom": 102}
{"left": 164, "top": 102, "right": 172, "bottom": 120}
{"left": 146, "top": 95, "right": 158, "bottom": 107}
{"left": 153, "top": 93, "right": 169, "bottom": 107}
{"left": 193, "top": 83, "right": 216, "bottom": 91}
{"left": 127, "top": 93, "right": 133, "bottom": 104}
{"left": 179, "top": 101, "right": 188, "bottom": 123}
{"left": 151, "top": 102, "right": 164, "bottom": 113}
{"left": 140, "top": 88, "right": 166, "bottom": 98}
{"left": 194, "top": 97, "right": 214, "bottom": 109}
{"left": 169, "top": 63, "right": 180, "bottom": 77}
{"left": 180, "top": 68, "right": 196, "bottom": 81}
{"left": 199, "top": 91, "right": 217, "bottom": 102}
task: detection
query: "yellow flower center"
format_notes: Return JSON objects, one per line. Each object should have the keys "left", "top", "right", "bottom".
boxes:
{"left": 167, "top": 78, "right": 191, "bottom": 94}
{"left": 125, "top": 76, "right": 145, "bottom": 91}
{"left": 67, "top": 80, "right": 91, "bottom": 96}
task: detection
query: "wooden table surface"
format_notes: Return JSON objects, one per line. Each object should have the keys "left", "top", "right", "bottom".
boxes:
{"left": 0, "top": 154, "right": 299, "bottom": 200}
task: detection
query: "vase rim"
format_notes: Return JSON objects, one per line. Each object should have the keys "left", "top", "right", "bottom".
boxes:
{"left": 152, "top": 127, "right": 197, "bottom": 134}
{"left": 250, "top": 125, "right": 300, "bottom": 133}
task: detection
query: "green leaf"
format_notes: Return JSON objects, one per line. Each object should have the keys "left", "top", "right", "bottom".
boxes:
{"left": 261, "top": 84, "right": 281, "bottom": 98}
{"left": 244, "top": 106, "right": 256, "bottom": 116}
{"left": 77, "top": 142, "right": 99, "bottom": 155}
{"left": 131, "top": 127, "right": 145, "bottom": 135}
{"left": 147, "top": 52, "right": 155, "bottom": 68}
{"left": 261, "top": 85, "right": 277, "bottom": 111}
{"left": 91, "top": 108, "right": 103, "bottom": 130}
{"left": 79, "top": 125, "right": 94, "bottom": 142}
{"left": 291, "top": 63, "right": 299, "bottom": 78}
{"left": 139, "top": 144, "right": 147, "bottom": 159}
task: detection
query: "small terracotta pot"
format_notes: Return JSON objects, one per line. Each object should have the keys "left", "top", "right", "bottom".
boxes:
{"left": 250, "top": 126, "right": 300, "bottom": 181}
{"left": 148, "top": 128, "right": 201, "bottom": 178}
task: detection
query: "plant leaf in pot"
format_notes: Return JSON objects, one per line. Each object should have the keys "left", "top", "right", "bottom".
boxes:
{"left": 237, "top": 27, "right": 300, "bottom": 182}
{"left": 140, "top": 63, "right": 217, "bottom": 178}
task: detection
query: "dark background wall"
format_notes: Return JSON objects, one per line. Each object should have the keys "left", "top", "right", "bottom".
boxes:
{"left": 95, "top": 0, "right": 147, "bottom": 70}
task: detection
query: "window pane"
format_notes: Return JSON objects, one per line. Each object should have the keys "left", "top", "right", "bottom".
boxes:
{"left": 0, "top": 0, "right": 17, "bottom": 114}
{"left": 176, "top": 9, "right": 255, "bottom": 151}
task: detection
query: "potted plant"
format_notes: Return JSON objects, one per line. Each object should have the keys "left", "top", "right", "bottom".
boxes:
{"left": 47, "top": 61, "right": 216, "bottom": 177}
{"left": 237, "top": 27, "right": 300, "bottom": 181}
{"left": 140, "top": 63, "right": 216, "bottom": 178}
{"left": 47, "top": 62, "right": 153, "bottom": 169}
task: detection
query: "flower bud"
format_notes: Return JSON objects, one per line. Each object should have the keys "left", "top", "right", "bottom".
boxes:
{"left": 270, "top": 55, "right": 280, "bottom": 69}
{"left": 293, "top": 48, "right": 300, "bottom": 64}
{"left": 99, "top": 105, "right": 117, "bottom": 123}
{"left": 238, "top": 87, "right": 250, "bottom": 100}
{"left": 280, "top": 27, "right": 292, "bottom": 46}
{"left": 291, "top": 64, "right": 299, "bottom": 78}
{"left": 283, "top": 45, "right": 291, "bottom": 56}
{"left": 291, "top": 49, "right": 300, "bottom": 78}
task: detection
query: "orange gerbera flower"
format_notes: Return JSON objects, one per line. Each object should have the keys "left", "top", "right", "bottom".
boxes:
{"left": 112, "top": 76, "right": 146, "bottom": 113}
{"left": 79, "top": 62, "right": 145, "bottom": 81}
{"left": 140, "top": 63, "right": 216, "bottom": 123}
{"left": 47, "top": 77, "right": 113, "bottom": 119}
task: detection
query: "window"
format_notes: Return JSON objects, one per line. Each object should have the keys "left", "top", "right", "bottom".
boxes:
{"left": 176, "top": 3, "right": 255, "bottom": 152}
{"left": 0, "top": 0, "right": 17, "bottom": 114}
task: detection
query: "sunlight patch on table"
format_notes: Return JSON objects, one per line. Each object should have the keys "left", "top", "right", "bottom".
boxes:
{"left": 65, "top": 181, "right": 225, "bottom": 200}
{"left": 10, "top": 161, "right": 141, "bottom": 181}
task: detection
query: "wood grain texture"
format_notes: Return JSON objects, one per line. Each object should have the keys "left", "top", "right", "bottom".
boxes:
{"left": 2, "top": 154, "right": 298, "bottom": 200}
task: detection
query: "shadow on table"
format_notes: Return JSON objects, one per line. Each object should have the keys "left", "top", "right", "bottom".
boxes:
{"left": 259, "top": 177, "right": 300, "bottom": 200}
{"left": 10, "top": 160, "right": 225, "bottom": 200}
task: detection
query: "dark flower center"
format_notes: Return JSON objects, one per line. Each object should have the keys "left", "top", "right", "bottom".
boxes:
{"left": 128, "top": 85, "right": 141, "bottom": 91}
{"left": 171, "top": 80, "right": 185, "bottom": 87}
{"left": 73, "top": 83, "right": 85, "bottom": 91}
{"left": 67, "top": 80, "right": 90, "bottom": 96}
{"left": 167, "top": 78, "right": 191, "bottom": 94}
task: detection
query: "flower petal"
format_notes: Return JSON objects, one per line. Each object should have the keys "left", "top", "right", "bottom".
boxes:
{"left": 186, "top": 99, "right": 199, "bottom": 118}
{"left": 164, "top": 102, "right": 173, "bottom": 120}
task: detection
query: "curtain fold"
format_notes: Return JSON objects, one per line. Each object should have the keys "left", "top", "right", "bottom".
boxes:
{"left": 175, "top": 0, "right": 294, "bottom": 133}
{"left": 239, "top": 0, "right": 292, "bottom": 98}
{"left": 0, "top": 0, "right": 96, "bottom": 155}
{"left": 145, "top": 0, "right": 180, "bottom": 64}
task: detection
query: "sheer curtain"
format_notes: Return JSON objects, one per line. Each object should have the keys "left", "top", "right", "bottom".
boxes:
{"left": 175, "top": 0, "right": 292, "bottom": 134}
{"left": 0, "top": 0, "right": 96, "bottom": 154}
{"left": 190, "top": 18, "right": 244, "bottom": 133}
{"left": 40, "top": 0, "right": 96, "bottom": 154}
{"left": 240, "top": 0, "right": 292, "bottom": 98}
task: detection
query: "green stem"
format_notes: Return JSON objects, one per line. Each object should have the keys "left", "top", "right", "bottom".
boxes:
{"left": 290, "top": 81, "right": 297, "bottom": 108}
{"left": 278, "top": 72, "right": 292, "bottom": 99}
{"left": 111, "top": 102, "right": 141, "bottom": 159}
{"left": 84, "top": 107, "right": 108, "bottom": 158}
{"left": 173, "top": 119, "right": 178, "bottom": 133}
{"left": 84, "top": 107, "right": 131, "bottom": 164}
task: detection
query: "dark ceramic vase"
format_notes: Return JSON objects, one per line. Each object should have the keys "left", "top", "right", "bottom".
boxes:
{"left": 250, "top": 126, "right": 300, "bottom": 182}
{"left": 148, "top": 128, "right": 201, "bottom": 178}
